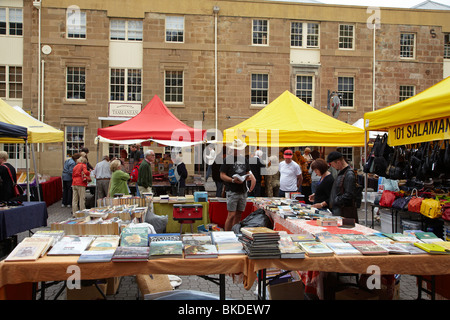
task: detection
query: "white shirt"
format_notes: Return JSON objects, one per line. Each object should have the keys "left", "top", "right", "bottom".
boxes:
{"left": 206, "top": 149, "right": 216, "bottom": 166}
{"left": 92, "top": 160, "right": 111, "bottom": 179}
{"left": 279, "top": 160, "right": 302, "bottom": 191}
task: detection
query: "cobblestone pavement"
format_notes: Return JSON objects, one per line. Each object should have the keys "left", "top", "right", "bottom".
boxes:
{"left": 10, "top": 193, "right": 427, "bottom": 301}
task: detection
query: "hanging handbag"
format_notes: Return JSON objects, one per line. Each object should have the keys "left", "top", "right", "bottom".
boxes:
{"left": 392, "top": 195, "right": 409, "bottom": 211}
{"left": 379, "top": 190, "right": 397, "bottom": 208}
{"left": 420, "top": 198, "right": 442, "bottom": 219}
{"left": 373, "top": 134, "right": 389, "bottom": 177}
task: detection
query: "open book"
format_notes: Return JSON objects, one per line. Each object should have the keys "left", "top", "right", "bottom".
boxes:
{"left": 232, "top": 173, "right": 249, "bottom": 182}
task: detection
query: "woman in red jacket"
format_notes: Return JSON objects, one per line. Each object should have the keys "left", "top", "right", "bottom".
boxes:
{"left": 72, "top": 156, "right": 91, "bottom": 215}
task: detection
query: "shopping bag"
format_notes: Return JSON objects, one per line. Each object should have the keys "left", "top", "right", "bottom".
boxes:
{"left": 379, "top": 190, "right": 397, "bottom": 208}
{"left": 420, "top": 198, "right": 442, "bottom": 219}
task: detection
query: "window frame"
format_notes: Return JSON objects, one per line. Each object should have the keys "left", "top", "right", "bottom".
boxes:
{"left": 110, "top": 68, "right": 142, "bottom": 102}
{"left": 338, "top": 24, "right": 354, "bottom": 50}
{"left": 251, "top": 73, "right": 269, "bottom": 106}
{"left": 0, "top": 7, "right": 23, "bottom": 37}
{"left": 65, "top": 125, "right": 85, "bottom": 158}
{"left": 337, "top": 76, "right": 355, "bottom": 109}
{"left": 165, "top": 16, "right": 185, "bottom": 43}
{"left": 0, "top": 65, "right": 22, "bottom": 100}
{"left": 66, "top": 9, "right": 86, "bottom": 39}
{"left": 164, "top": 70, "right": 184, "bottom": 104}
{"left": 252, "top": 19, "right": 269, "bottom": 46}
{"left": 66, "top": 66, "right": 86, "bottom": 101}
{"left": 400, "top": 32, "right": 416, "bottom": 59}
{"left": 399, "top": 85, "right": 415, "bottom": 102}
{"left": 110, "top": 19, "right": 143, "bottom": 41}
{"left": 290, "top": 21, "right": 320, "bottom": 49}
{"left": 444, "top": 33, "right": 450, "bottom": 59}
{"left": 295, "top": 74, "right": 314, "bottom": 105}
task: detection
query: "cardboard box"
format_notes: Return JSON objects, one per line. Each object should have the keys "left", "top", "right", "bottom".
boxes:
{"left": 268, "top": 280, "right": 305, "bottom": 300}
{"left": 335, "top": 287, "right": 379, "bottom": 300}
{"left": 66, "top": 281, "right": 107, "bottom": 300}
{"left": 106, "top": 277, "right": 121, "bottom": 295}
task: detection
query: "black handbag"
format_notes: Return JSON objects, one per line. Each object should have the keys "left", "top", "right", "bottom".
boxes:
{"left": 392, "top": 195, "right": 409, "bottom": 211}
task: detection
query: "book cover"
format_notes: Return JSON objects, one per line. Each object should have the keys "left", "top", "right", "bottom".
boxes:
{"left": 379, "top": 243, "right": 411, "bottom": 254}
{"left": 326, "top": 242, "right": 362, "bottom": 256}
{"left": 278, "top": 236, "right": 305, "bottom": 258}
{"left": 183, "top": 244, "right": 218, "bottom": 258}
{"left": 149, "top": 241, "right": 183, "bottom": 259}
{"left": 215, "top": 242, "right": 246, "bottom": 255}
{"left": 89, "top": 236, "right": 120, "bottom": 250}
{"left": 240, "top": 227, "right": 279, "bottom": 240}
{"left": 47, "top": 236, "right": 95, "bottom": 255}
{"left": 414, "top": 232, "right": 442, "bottom": 243}
{"left": 149, "top": 233, "right": 182, "bottom": 242}
{"left": 299, "top": 241, "right": 334, "bottom": 257}
{"left": 181, "top": 233, "right": 213, "bottom": 245}
{"left": 32, "top": 230, "right": 65, "bottom": 245}
{"left": 396, "top": 243, "right": 427, "bottom": 255}
{"left": 5, "top": 237, "right": 53, "bottom": 261}
{"left": 338, "top": 234, "right": 369, "bottom": 243}
{"left": 120, "top": 227, "right": 149, "bottom": 247}
{"left": 289, "top": 234, "right": 315, "bottom": 242}
{"left": 112, "top": 246, "right": 150, "bottom": 261}
{"left": 414, "top": 242, "right": 450, "bottom": 254}
{"left": 349, "top": 241, "right": 389, "bottom": 255}
{"left": 77, "top": 249, "right": 116, "bottom": 263}
{"left": 232, "top": 173, "right": 249, "bottom": 182}
{"left": 383, "top": 233, "right": 421, "bottom": 243}
{"left": 315, "top": 232, "right": 344, "bottom": 243}
{"left": 434, "top": 241, "right": 450, "bottom": 251}
{"left": 211, "top": 231, "right": 239, "bottom": 244}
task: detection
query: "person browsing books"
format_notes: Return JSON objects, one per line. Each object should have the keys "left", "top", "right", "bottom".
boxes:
{"left": 308, "top": 158, "right": 334, "bottom": 209}
{"left": 220, "top": 139, "right": 256, "bottom": 231}
{"left": 278, "top": 149, "right": 302, "bottom": 198}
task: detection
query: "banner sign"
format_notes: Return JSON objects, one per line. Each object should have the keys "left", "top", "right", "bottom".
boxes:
{"left": 108, "top": 102, "right": 142, "bottom": 117}
{"left": 388, "top": 116, "right": 450, "bottom": 146}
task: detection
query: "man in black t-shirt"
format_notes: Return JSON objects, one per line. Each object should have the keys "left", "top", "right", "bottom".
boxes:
{"left": 220, "top": 139, "right": 256, "bottom": 231}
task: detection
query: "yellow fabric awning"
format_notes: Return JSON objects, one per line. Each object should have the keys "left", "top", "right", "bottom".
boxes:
{"left": 364, "top": 77, "right": 450, "bottom": 146}
{"left": 223, "top": 90, "right": 365, "bottom": 147}
{"left": 0, "top": 98, "right": 64, "bottom": 144}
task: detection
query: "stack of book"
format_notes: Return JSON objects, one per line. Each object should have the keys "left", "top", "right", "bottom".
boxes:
{"left": 78, "top": 235, "right": 120, "bottom": 263}
{"left": 211, "top": 231, "right": 245, "bottom": 255}
{"left": 182, "top": 233, "right": 218, "bottom": 259}
{"left": 32, "top": 230, "right": 65, "bottom": 246}
{"left": 111, "top": 227, "right": 151, "bottom": 262}
{"left": 239, "top": 227, "right": 281, "bottom": 259}
{"left": 148, "top": 233, "right": 183, "bottom": 259}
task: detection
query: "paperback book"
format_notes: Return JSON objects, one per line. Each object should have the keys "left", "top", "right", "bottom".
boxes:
{"left": 47, "top": 236, "right": 95, "bottom": 256}
{"left": 383, "top": 233, "right": 421, "bottom": 243}
{"left": 379, "top": 243, "right": 411, "bottom": 254}
{"left": 5, "top": 237, "right": 53, "bottom": 262}
{"left": 315, "top": 232, "right": 344, "bottom": 243}
{"left": 211, "top": 231, "right": 239, "bottom": 244}
{"left": 289, "top": 233, "right": 315, "bottom": 242}
{"left": 413, "top": 242, "right": 450, "bottom": 254}
{"left": 32, "top": 230, "right": 65, "bottom": 246}
{"left": 349, "top": 241, "right": 389, "bottom": 255}
{"left": 148, "top": 241, "right": 183, "bottom": 259}
{"left": 278, "top": 235, "right": 305, "bottom": 259}
{"left": 299, "top": 241, "right": 334, "bottom": 257}
{"left": 414, "top": 232, "right": 442, "bottom": 243}
{"left": 182, "top": 233, "right": 213, "bottom": 245}
{"left": 326, "top": 242, "right": 362, "bottom": 256}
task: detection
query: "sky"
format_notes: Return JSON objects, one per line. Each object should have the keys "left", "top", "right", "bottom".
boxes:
{"left": 319, "top": 0, "right": 450, "bottom": 8}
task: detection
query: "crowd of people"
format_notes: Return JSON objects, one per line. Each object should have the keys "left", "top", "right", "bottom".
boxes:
{"left": 207, "top": 139, "right": 359, "bottom": 230}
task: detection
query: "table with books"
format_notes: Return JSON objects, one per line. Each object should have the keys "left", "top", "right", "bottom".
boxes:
{"left": 241, "top": 200, "right": 450, "bottom": 300}
{"left": 0, "top": 218, "right": 249, "bottom": 300}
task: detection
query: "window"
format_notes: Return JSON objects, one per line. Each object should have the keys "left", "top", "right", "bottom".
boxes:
{"left": 165, "top": 70, "right": 183, "bottom": 103}
{"left": 109, "top": 144, "right": 128, "bottom": 160}
{"left": 338, "top": 77, "right": 354, "bottom": 107}
{"left": 0, "top": 65, "right": 22, "bottom": 99}
{"left": 400, "top": 33, "right": 415, "bottom": 58}
{"left": 165, "top": 16, "right": 184, "bottom": 43}
{"left": 110, "top": 68, "right": 142, "bottom": 102}
{"left": 66, "top": 67, "right": 86, "bottom": 100}
{"left": 444, "top": 34, "right": 450, "bottom": 59}
{"left": 306, "top": 23, "right": 319, "bottom": 48}
{"left": 399, "top": 85, "right": 415, "bottom": 101}
{"left": 65, "top": 126, "right": 85, "bottom": 157}
{"left": 0, "top": 8, "right": 22, "bottom": 36}
{"left": 337, "top": 147, "right": 353, "bottom": 164}
{"left": 67, "top": 9, "right": 86, "bottom": 39}
{"left": 110, "top": 19, "right": 143, "bottom": 41}
{"left": 291, "top": 22, "right": 320, "bottom": 48}
{"left": 295, "top": 75, "right": 313, "bottom": 105}
{"left": 251, "top": 74, "right": 268, "bottom": 105}
{"left": 339, "top": 24, "right": 354, "bottom": 49}
{"left": 252, "top": 20, "right": 268, "bottom": 45}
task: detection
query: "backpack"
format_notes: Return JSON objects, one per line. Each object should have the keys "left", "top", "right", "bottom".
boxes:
{"left": 168, "top": 165, "right": 180, "bottom": 184}
{"left": 130, "top": 164, "right": 140, "bottom": 182}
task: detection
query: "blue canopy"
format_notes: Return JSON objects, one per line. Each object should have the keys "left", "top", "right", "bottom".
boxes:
{"left": 0, "top": 121, "right": 27, "bottom": 140}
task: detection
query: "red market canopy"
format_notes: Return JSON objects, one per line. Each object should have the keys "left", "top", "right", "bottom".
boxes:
{"left": 96, "top": 95, "right": 206, "bottom": 147}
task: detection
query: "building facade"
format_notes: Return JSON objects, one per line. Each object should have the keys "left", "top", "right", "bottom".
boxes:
{"left": 1, "top": 0, "right": 450, "bottom": 176}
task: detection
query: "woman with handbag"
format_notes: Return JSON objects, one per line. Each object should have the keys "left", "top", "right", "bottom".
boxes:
{"left": 71, "top": 156, "right": 91, "bottom": 215}
{"left": 0, "top": 151, "right": 19, "bottom": 201}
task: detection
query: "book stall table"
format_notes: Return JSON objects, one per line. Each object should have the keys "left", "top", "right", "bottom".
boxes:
{"left": 0, "top": 254, "right": 248, "bottom": 300}
{"left": 26, "top": 177, "right": 63, "bottom": 207}
{"left": 242, "top": 205, "right": 450, "bottom": 300}
{"left": 0, "top": 201, "right": 48, "bottom": 241}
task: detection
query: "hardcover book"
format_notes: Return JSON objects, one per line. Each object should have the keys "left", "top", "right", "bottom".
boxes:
{"left": 120, "top": 227, "right": 149, "bottom": 247}
{"left": 148, "top": 241, "right": 183, "bottom": 259}
{"left": 379, "top": 243, "right": 411, "bottom": 254}
{"left": 414, "top": 232, "right": 442, "bottom": 243}
{"left": 289, "top": 234, "right": 315, "bottom": 242}
{"left": 112, "top": 246, "right": 150, "bottom": 262}
{"left": 215, "top": 242, "right": 246, "bottom": 255}
{"left": 326, "top": 242, "right": 362, "bottom": 256}
{"left": 149, "top": 233, "right": 182, "bottom": 242}
{"left": 77, "top": 249, "right": 116, "bottom": 263}
{"left": 349, "top": 241, "right": 389, "bottom": 255}
{"left": 315, "top": 232, "right": 344, "bottom": 243}
{"left": 211, "top": 231, "right": 239, "bottom": 244}
{"left": 183, "top": 244, "right": 218, "bottom": 258}
{"left": 240, "top": 227, "right": 279, "bottom": 240}
{"left": 278, "top": 236, "right": 305, "bottom": 258}
{"left": 181, "top": 233, "right": 213, "bottom": 245}
{"left": 414, "top": 242, "right": 450, "bottom": 254}
{"left": 5, "top": 237, "right": 53, "bottom": 261}
{"left": 299, "top": 241, "right": 334, "bottom": 257}
{"left": 47, "top": 236, "right": 95, "bottom": 255}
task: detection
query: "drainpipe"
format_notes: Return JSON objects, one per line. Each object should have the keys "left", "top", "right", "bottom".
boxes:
{"left": 213, "top": 6, "right": 220, "bottom": 139}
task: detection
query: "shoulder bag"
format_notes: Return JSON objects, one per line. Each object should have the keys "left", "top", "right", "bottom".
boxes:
{"left": 420, "top": 198, "right": 442, "bottom": 219}
{"left": 1, "top": 164, "right": 23, "bottom": 197}
{"left": 407, "top": 189, "right": 423, "bottom": 213}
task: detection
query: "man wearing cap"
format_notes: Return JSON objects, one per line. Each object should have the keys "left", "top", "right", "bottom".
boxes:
{"left": 327, "top": 151, "right": 358, "bottom": 222}
{"left": 278, "top": 149, "right": 302, "bottom": 198}
{"left": 220, "top": 139, "right": 256, "bottom": 231}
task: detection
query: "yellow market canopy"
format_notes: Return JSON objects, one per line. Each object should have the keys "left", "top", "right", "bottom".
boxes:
{"left": 364, "top": 77, "right": 450, "bottom": 146}
{"left": 0, "top": 98, "right": 64, "bottom": 144}
{"left": 223, "top": 90, "right": 365, "bottom": 147}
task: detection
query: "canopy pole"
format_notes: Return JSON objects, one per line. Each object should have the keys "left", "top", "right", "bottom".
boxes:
{"left": 364, "top": 130, "right": 368, "bottom": 227}
{"left": 25, "top": 140, "right": 30, "bottom": 202}
{"left": 31, "top": 144, "right": 41, "bottom": 202}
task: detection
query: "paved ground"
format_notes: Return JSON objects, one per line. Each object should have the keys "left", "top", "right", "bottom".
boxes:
{"left": 7, "top": 181, "right": 427, "bottom": 300}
